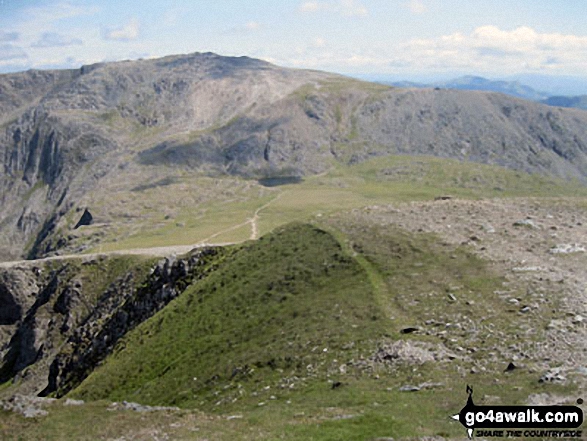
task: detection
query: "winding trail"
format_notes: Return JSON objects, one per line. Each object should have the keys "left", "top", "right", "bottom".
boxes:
{"left": 197, "top": 192, "right": 284, "bottom": 244}
{"left": 0, "top": 193, "right": 287, "bottom": 270}
{"left": 0, "top": 242, "right": 237, "bottom": 269}
{"left": 249, "top": 192, "right": 284, "bottom": 240}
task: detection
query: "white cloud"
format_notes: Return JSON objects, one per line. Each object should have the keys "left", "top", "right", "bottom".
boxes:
{"left": 0, "top": 31, "right": 19, "bottom": 43}
{"left": 0, "top": 1, "right": 99, "bottom": 70}
{"left": 398, "top": 26, "right": 587, "bottom": 74}
{"left": 224, "top": 21, "right": 263, "bottom": 35}
{"left": 32, "top": 32, "right": 82, "bottom": 48}
{"left": 23, "top": 2, "right": 99, "bottom": 27}
{"left": 300, "top": 1, "right": 325, "bottom": 12}
{"left": 274, "top": 25, "right": 587, "bottom": 76}
{"left": 2, "top": 2, "right": 99, "bottom": 43}
{"left": 340, "top": 0, "right": 368, "bottom": 17}
{"left": 104, "top": 18, "right": 140, "bottom": 42}
{"left": 299, "top": 0, "right": 367, "bottom": 17}
{"left": 0, "top": 44, "right": 28, "bottom": 61}
{"left": 245, "top": 21, "right": 261, "bottom": 31}
{"left": 314, "top": 37, "right": 326, "bottom": 48}
{"left": 406, "top": 0, "right": 427, "bottom": 14}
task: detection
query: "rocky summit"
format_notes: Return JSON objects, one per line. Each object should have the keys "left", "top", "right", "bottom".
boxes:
{"left": 1, "top": 52, "right": 587, "bottom": 262}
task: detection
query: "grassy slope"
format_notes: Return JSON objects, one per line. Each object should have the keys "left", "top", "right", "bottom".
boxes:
{"left": 78, "top": 155, "right": 587, "bottom": 254}
{"left": 71, "top": 224, "right": 384, "bottom": 408}
{"left": 21, "top": 221, "right": 567, "bottom": 440}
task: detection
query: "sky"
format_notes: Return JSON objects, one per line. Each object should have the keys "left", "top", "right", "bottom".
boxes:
{"left": 1, "top": 0, "right": 587, "bottom": 82}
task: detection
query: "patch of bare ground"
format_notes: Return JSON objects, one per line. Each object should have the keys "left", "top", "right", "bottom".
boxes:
{"left": 348, "top": 197, "right": 587, "bottom": 392}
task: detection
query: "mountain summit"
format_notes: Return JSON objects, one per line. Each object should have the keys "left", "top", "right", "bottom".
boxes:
{"left": 1, "top": 52, "right": 587, "bottom": 260}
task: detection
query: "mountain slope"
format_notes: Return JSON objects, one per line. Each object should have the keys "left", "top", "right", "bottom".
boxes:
{"left": 541, "top": 95, "right": 587, "bottom": 111}
{"left": 382, "top": 75, "right": 549, "bottom": 101}
{"left": 1, "top": 208, "right": 585, "bottom": 439}
{"left": 68, "top": 223, "right": 383, "bottom": 407}
{"left": 18, "top": 216, "right": 577, "bottom": 439}
{"left": 435, "top": 76, "right": 548, "bottom": 101}
{"left": 2, "top": 52, "right": 587, "bottom": 262}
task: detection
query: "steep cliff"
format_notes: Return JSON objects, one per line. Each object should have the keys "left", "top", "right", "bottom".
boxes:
{"left": 0, "top": 248, "right": 222, "bottom": 398}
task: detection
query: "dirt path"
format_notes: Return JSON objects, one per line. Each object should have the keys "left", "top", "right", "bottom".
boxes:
{"left": 0, "top": 242, "right": 235, "bottom": 269}
{"left": 249, "top": 192, "right": 284, "bottom": 240}
{"left": 0, "top": 194, "right": 287, "bottom": 270}
{"left": 196, "top": 192, "right": 285, "bottom": 244}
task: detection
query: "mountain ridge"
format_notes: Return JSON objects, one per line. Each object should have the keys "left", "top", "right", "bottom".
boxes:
{"left": 2, "top": 52, "right": 587, "bottom": 261}
{"left": 380, "top": 74, "right": 587, "bottom": 110}
{"left": 381, "top": 75, "right": 549, "bottom": 101}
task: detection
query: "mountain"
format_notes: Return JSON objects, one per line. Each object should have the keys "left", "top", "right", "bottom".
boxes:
{"left": 2, "top": 52, "right": 587, "bottom": 263}
{"left": 434, "top": 75, "right": 549, "bottom": 101}
{"left": 541, "top": 95, "right": 587, "bottom": 111}
{"left": 1, "top": 52, "right": 587, "bottom": 440}
{"left": 383, "top": 75, "right": 549, "bottom": 101}
{"left": 507, "top": 73, "right": 587, "bottom": 97}
{"left": 383, "top": 75, "right": 587, "bottom": 111}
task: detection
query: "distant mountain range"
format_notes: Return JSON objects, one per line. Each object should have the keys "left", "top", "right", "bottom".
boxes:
{"left": 380, "top": 75, "right": 587, "bottom": 110}
{"left": 541, "top": 95, "right": 587, "bottom": 110}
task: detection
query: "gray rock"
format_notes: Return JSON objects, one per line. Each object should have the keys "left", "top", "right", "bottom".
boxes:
{"left": 539, "top": 368, "right": 567, "bottom": 383}
{"left": 399, "top": 385, "right": 421, "bottom": 392}
{"left": 513, "top": 219, "right": 539, "bottom": 229}
{"left": 482, "top": 224, "right": 496, "bottom": 233}
{"left": 120, "top": 400, "right": 180, "bottom": 412}
{"left": 1, "top": 394, "right": 56, "bottom": 418}
{"left": 549, "top": 244, "right": 586, "bottom": 254}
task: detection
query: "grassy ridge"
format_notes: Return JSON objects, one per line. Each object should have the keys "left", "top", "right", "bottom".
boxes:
{"left": 72, "top": 224, "right": 384, "bottom": 408}
{"left": 45, "top": 220, "right": 573, "bottom": 440}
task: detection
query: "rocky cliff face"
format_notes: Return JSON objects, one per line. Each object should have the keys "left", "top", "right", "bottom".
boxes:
{"left": 0, "top": 248, "right": 222, "bottom": 398}
{"left": 1, "top": 52, "right": 587, "bottom": 261}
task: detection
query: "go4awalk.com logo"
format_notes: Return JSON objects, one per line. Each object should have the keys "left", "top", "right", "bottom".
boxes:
{"left": 451, "top": 386, "right": 584, "bottom": 439}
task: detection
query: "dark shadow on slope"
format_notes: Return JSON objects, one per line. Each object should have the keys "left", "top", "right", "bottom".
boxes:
{"left": 258, "top": 176, "right": 303, "bottom": 187}
{"left": 0, "top": 270, "right": 63, "bottom": 383}
{"left": 0, "top": 286, "right": 22, "bottom": 325}
{"left": 137, "top": 116, "right": 293, "bottom": 176}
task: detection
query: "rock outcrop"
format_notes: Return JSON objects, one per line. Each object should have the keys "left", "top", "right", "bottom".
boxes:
{"left": 0, "top": 247, "right": 222, "bottom": 398}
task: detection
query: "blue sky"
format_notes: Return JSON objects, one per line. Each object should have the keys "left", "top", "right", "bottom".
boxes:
{"left": 1, "top": 0, "right": 587, "bottom": 80}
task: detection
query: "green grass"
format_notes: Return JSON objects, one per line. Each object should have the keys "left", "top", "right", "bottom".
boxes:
{"left": 293, "top": 76, "right": 391, "bottom": 104}
{"left": 0, "top": 374, "right": 574, "bottom": 441}
{"left": 82, "top": 154, "right": 587, "bottom": 254}
{"left": 20, "top": 220, "right": 568, "bottom": 439}
{"left": 71, "top": 224, "right": 385, "bottom": 409}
